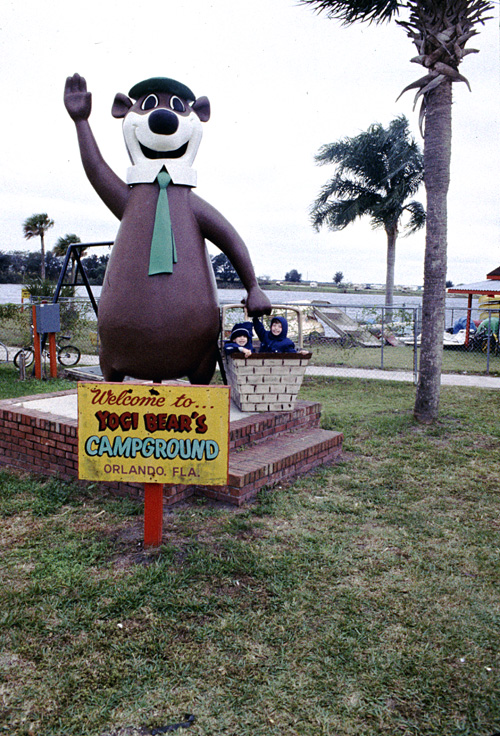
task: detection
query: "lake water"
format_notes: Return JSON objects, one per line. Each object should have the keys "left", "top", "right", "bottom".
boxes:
{"left": 0, "top": 283, "right": 473, "bottom": 323}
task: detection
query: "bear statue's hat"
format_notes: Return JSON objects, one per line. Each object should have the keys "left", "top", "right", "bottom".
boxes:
{"left": 128, "top": 77, "right": 196, "bottom": 102}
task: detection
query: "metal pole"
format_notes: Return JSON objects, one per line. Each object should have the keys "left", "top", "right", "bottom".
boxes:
{"left": 32, "top": 305, "right": 42, "bottom": 379}
{"left": 413, "top": 307, "right": 419, "bottom": 385}
{"left": 380, "top": 307, "right": 384, "bottom": 370}
{"left": 18, "top": 351, "right": 26, "bottom": 381}
{"left": 486, "top": 310, "right": 492, "bottom": 374}
{"left": 465, "top": 294, "right": 473, "bottom": 348}
{"left": 53, "top": 248, "right": 74, "bottom": 302}
{"left": 52, "top": 241, "right": 112, "bottom": 315}
{"left": 73, "top": 247, "right": 100, "bottom": 317}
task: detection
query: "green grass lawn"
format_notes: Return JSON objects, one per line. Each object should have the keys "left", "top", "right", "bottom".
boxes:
{"left": 0, "top": 375, "right": 499, "bottom": 735}
{"left": 0, "top": 363, "right": 75, "bottom": 399}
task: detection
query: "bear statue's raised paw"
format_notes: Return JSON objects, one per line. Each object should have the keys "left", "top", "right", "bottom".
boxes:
{"left": 64, "top": 73, "right": 92, "bottom": 122}
{"left": 242, "top": 286, "right": 272, "bottom": 317}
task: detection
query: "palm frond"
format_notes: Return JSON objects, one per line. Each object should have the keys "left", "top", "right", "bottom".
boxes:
{"left": 314, "top": 174, "right": 380, "bottom": 206}
{"left": 402, "top": 200, "right": 426, "bottom": 234}
{"left": 299, "top": 0, "right": 400, "bottom": 25}
{"left": 396, "top": 0, "right": 493, "bottom": 132}
{"left": 53, "top": 233, "right": 81, "bottom": 257}
{"left": 311, "top": 186, "right": 386, "bottom": 232}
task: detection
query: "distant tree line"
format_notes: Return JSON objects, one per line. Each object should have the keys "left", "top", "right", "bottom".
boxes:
{"left": 0, "top": 249, "right": 245, "bottom": 287}
{"left": 2, "top": 248, "right": 354, "bottom": 291}
{"left": 0, "top": 250, "right": 110, "bottom": 285}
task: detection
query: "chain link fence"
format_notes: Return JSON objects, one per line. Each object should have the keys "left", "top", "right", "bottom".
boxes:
{"left": 1, "top": 298, "right": 499, "bottom": 377}
{"left": 221, "top": 301, "right": 500, "bottom": 379}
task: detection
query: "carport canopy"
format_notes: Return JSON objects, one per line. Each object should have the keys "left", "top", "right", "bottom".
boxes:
{"left": 447, "top": 267, "right": 500, "bottom": 345}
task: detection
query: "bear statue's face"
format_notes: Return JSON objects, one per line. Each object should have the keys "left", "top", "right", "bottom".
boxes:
{"left": 123, "top": 93, "right": 203, "bottom": 168}
{"left": 112, "top": 87, "right": 210, "bottom": 185}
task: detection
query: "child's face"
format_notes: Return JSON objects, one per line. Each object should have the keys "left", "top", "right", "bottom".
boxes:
{"left": 234, "top": 335, "right": 248, "bottom": 346}
{"left": 271, "top": 321, "right": 282, "bottom": 336}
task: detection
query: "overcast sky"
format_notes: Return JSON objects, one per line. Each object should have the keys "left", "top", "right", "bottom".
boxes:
{"left": 1, "top": 0, "right": 498, "bottom": 286}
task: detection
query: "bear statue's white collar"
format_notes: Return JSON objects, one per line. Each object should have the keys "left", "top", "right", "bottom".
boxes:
{"left": 126, "top": 161, "right": 197, "bottom": 187}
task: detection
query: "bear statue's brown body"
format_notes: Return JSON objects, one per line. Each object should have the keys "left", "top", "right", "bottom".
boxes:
{"left": 99, "top": 185, "right": 244, "bottom": 383}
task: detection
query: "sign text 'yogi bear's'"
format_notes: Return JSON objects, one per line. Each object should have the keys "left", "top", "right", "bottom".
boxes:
{"left": 78, "top": 383, "right": 230, "bottom": 485}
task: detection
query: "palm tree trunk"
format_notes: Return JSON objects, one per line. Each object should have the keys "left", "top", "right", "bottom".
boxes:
{"left": 384, "top": 223, "right": 398, "bottom": 309}
{"left": 40, "top": 232, "right": 46, "bottom": 280}
{"left": 414, "top": 80, "right": 452, "bottom": 423}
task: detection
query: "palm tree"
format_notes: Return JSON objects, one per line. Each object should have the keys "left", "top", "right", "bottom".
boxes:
{"left": 299, "top": 0, "right": 493, "bottom": 423}
{"left": 53, "top": 233, "right": 85, "bottom": 282}
{"left": 22, "top": 213, "right": 55, "bottom": 280}
{"left": 311, "top": 116, "right": 425, "bottom": 308}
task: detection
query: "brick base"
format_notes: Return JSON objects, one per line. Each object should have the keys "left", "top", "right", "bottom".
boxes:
{"left": 0, "top": 390, "right": 342, "bottom": 506}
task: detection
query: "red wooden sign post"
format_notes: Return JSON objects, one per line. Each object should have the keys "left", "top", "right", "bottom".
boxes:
{"left": 143, "top": 483, "right": 164, "bottom": 547}
{"left": 143, "top": 381, "right": 164, "bottom": 548}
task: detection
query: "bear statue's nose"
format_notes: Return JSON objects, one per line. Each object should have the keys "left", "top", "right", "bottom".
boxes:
{"left": 148, "top": 109, "right": 179, "bottom": 135}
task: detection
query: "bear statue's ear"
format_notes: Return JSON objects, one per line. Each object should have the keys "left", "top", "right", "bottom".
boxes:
{"left": 192, "top": 96, "right": 210, "bottom": 122}
{"left": 112, "top": 93, "right": 133, "bottom": 119}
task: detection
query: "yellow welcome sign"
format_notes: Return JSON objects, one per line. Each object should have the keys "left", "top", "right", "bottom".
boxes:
{"left": 78, "top": 383, "right": 230, "bottom": 485}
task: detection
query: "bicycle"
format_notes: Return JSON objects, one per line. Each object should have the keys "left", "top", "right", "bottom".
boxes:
{"left": 467, "top": 330, "right": 500, "bottom": 356}
{"left": 14, "top": 336, "right": 81, "bottom": 369}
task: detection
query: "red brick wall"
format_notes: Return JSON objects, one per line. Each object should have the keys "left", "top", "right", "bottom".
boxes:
{"left": 0, "top": 397, "right": 78, "bottom": 479}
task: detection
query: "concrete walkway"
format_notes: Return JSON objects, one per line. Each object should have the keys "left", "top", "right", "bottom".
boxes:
{"left": 305, "top": 365, "right": 500, "bottom": 389}
{"left": 71, "top": 360, "right": 500, "bottom": 389}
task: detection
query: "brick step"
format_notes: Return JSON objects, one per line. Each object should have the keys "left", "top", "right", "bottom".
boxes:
{"left": 229, "top": 400, "right": 322, "bottom": 450}
{"left": 201, "top": 427, "right": 343, "bottom": 505}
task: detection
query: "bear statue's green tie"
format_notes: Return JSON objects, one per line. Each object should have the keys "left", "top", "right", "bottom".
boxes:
{"left": 148, "top": 170, "right": 177, "bottom": 276}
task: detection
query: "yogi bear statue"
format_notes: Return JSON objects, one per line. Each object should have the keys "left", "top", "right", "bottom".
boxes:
{"left": 64, "top": 73, "right": 271, "bottom": 384}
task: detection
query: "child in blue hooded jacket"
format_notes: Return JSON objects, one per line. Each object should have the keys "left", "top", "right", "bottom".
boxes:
{"left": 252, "top": 315, "right": 299, "bottom": 353}
{"left": 224, "top": 322, "right": 255, "bottom": 357}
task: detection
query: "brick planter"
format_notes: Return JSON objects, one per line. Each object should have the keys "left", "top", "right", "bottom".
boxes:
{"left": 223, "top": 352, "right": 312, "bottom": 412}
